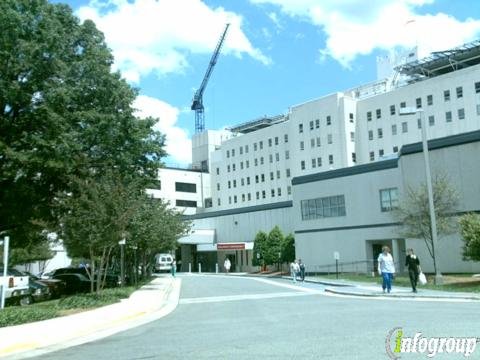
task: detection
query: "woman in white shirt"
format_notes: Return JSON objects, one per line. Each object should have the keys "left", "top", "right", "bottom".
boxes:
{"left": 377, "top": 246, "right": 395, "bottom": 293}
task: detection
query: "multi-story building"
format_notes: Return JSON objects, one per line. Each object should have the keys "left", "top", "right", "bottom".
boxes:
{"left": 172, "top": 40, "right": 480, "bottom": 274}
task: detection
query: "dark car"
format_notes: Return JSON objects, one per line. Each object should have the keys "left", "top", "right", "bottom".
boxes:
{"left": 7, "top": 269, "right": 50, "bottom": 303}
{"left": 52, "top": 273, "right": 93, "bottom": 294}
{"left": 51, "top": 267, "right": 120, "bottom": 288}
{"left": 27, "top": 272, "right": 66, "bottom": 299}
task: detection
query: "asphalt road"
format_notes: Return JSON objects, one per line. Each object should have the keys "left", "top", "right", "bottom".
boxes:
{"left": 29, "top": 274, "right": 480, "bottom": 359}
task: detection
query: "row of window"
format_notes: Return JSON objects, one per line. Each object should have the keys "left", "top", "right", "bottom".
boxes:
{"left": 222, "top": 169, "right": 292, "bottom": 191}
{"left": 369, "top": 147, "right": 399, "bottom": 161}
{"left": 222, "top": 186, "right": 293, "bottom": 206}
{"left": 300, "top": 155, "right": 334, "bottom": 170}
{"left": 300, "top": 188, "right": 398, "bottom": 221}
{"left": 366, "top": 81, "right": 480, "bottom": 121}
{"left": 298, "top": 113, "right": 355, "bottom": 133}
{"left": 225, "top": 135, "right": 289, "bottom": 159}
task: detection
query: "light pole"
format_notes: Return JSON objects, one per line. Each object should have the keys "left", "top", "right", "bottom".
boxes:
{"left": 1, "top": 236, "right": 10, "bottom": 309}
{"left": 119, "top": 237, "right": 126, "bottom": 287}
{"left": 399, "top": 108, "right": 443, "bottom": 284}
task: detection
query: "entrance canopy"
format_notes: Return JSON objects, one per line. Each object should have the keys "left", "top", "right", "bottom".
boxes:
{"left": 178, "top": 229, "right": 215, "bottom": 245}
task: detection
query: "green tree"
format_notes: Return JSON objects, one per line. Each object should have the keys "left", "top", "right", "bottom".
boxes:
{"left": 265, "top": 226, "right": 283, "bottom": 266}
{"left": 281, "top": 233, "right": 295, "bottom": 264}
{"left": 393, "top": 175, "right": 458, "bottom": 275}
{"left": 459, "top": 213, "right": 480, "bottom": 262}
{"left": 252, "top": 231, "right": 267, "bottom": 268}
{"left": 0, "top": 0, "right": 165, "bottom": 250}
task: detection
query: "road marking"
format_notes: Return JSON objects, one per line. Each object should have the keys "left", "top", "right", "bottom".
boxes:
{"left": 180, "top": 291, "right": 316, "bottom": 304}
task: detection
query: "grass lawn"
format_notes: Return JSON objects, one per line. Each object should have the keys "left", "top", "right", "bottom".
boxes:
{"left": 0, "top": 279, "right": 153, "bottom": 328}
{"left": 315, "top": 273, "right": 480, "bottom": 293}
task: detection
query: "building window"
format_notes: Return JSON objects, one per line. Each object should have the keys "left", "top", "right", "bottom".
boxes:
{"left": 328, "top": 155, "right": 333, "bottom": 165}
{"left": 286, "top": 168, "right": 291, "bottom": 177}
{"left": 268, "top": 138, "right": 272, "bottom": 147}
{"left": 175, "top": 182, "right": 197, "bottom": 193}
{"left": 242, "top": 194, "right": 245, "bottom": 202}
{"left": 400, "top": 101, "right": 406, "bottom": 109}
{"left": 247, "top": 177, "right": 250, "bottom": 185}
{"left": 446, "top": 111, "right": 452, "bottom": 122}
{"left": 416, "top": 97, "right": 422, "bottom": 109}
{"left": 175, "top": 199, "right": 197, "bottom": 208}
{"left": 309, "top": 121, "right": 314, "bottom": 130}
{"left": 376, "top": 109, "right": 381, "bottom": 119}
{"left": 379, "top": 149, "right": 384, "bottom": 157}
{"left": 315, "top": 119, "right": 320, "bottom": 128}
{"left": 246, "top": 160, "right": 249, "bottom": 168}
{"left": 390, "top": 105, "right": 395, "bottom": 115}
{"left": 327, "top": 134, "right": 333, "bottom": 144}
{"left": 275, "top": 153, "right": 280, "bottom": 161}
{"left": 458, "top": 108, "right": 465, "bottom": 120}
{"left": 284, "top": 134, "right": 288, "bottom": 143}
{"left": 254, "top": 143, "right": 258, "bottom": 151}
{"left": 310, "top": 138, "right": 315, "bottom": 148}
{"left": 239, "top": 146, "right": 243, "bottom": 155}
{"left": 392, "top": 124, "right": 397, "bottom": 135}
{"left": 326, "top": 116, "right": 331, "bottom": 125}
{"left": 216, "top": 167, "right": 219, "bottom": 175}
{"left": 402, "top": 122, "right": 408, "bottom": 133}
{"left": 393, "top": 146, "right": 398, "bottom": 153}
{"left": 287, "top": 186, "right": 292, "bottom": 195}
{"left": 247, "top": 193, "right": 251, "bottom": 201}
{"left": 300, "top": 160, "right": 305, "bottom": 170}
{"left": 351, "top": 152, "right": 356, "bottom": 163}
{"left": 444, "top": 90, "right": 450, "bottom": 102}
{"left": 234, "top": 195, "right": 237, "bottom": 204}
{"left": 428, "top": 115, "right": 435, "bottom": 126}
{"left": 227, "top": 165, "right": 230, "bottom": 173}
{"left": 255, "top": 175, "right": 259, "bottom": 184}
{"left": 369, "top": 151, "right": 374, "bottom": 161}
{"left": 241, "top": 178, "right": 245, "bottom": 186}
{"left": 367, "top": 111, "right": 372, "bottom": 121}
{"left": 312, "top": 158, "right": 316, "bottom": 168}
{"left": 217, "top": 198, "right": 221, "bottom": 206}
{"left": 349, "top": 113, "right": 354, "bottom": 122}
{"left": 226, "top": 150, "right": 230, "bottom": 158}
{"left": 229, "top": 196, "right": 232, "bottom": 204}
{"left": 269, "top": 154, "right": 273, "bottom": 163}
{"left": 261, "top": 174, "right": 265, "bottom": 182}
{"left": 245, "top": 145, "right": 249, "bottom": 153}
{"left": 259, "top": 141, "right": 263, "bottom": 150}
{"left": 260, "top": 157, "right": 264, "bottom": 165}
{"left": 475, "top": 81, "right": 480, "bottom": 94}
{"left": 285, "top": 150, "right": 290, "bottom": 160}
{"left": 350, "top": 132, "right": 355, "bottom": 142}
{"left": 254, "top": 158, "right": 258, "bottom": 166}
{"left": 456, "top": 86, "right": 463, "bottom": 98}
{"left": 300, "top": 195, "right": 346, "bottom": 220}
{"left": 270, "top": 172, "right": 274, "bottom": 181}
{"left": 232, "top": 163, "right": 236, "bottom": 171}
{"left": 277, "top": 188, "right": 282, "bottom": 196}
{"left": 317, "top": 157, "right": 322, "bottom": 167}
{"left": 271, "top": 189, "right": 275, "bottom": 198}
{"left": 217, "top": 183, "right": 220, "bottom": 191}
{"left": 417, "top": 118, "right": 422, "bottom": 129}
{"left": 231, "top": 149, "right": 235, "bottom": 157}
{"left": 427, "top": 95, "right": 433, "bottom": 106}
{"left": 377, "top": 128, "right": 383, "bottom": 139}
{"left": 300, "top": 141, "right": 304, "bottom": 150}
{"left": 276, "top": 170, "right": 280, "bottom": 179}
{"left": 275, "top": 137, "right": 279, "bottom": 145}
{"left": 380, "top": 188, "right": 399, "bottom": 212}
{"left": 228, "top": 180, "right": 231, "bottom": 188}
{"left": 316, "top": 137, "right": 321, "bottom": 147}
{"left": 368, "top": 130, "right": 373, "bottom": 140}
{"left": 256, "top": 192, "right": 260, "bottom": 200}
{"left": 262, "top": 190, "right": 266, "bottom": 199}
{"left": 233, "top": 180, "right": 236, "bottom": 188}
{"left": 299, "top": 124, "right": 303, "bottom": 133}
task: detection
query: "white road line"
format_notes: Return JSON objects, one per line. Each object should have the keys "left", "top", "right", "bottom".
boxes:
{"left": 180, "top": 291, "right": 315, "bottom": 304}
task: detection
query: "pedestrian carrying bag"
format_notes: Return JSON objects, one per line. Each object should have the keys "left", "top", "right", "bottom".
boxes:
{"left": 419, "top": 272, "right": 427, "bottom": 285}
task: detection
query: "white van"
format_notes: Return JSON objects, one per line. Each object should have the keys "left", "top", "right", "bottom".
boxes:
{"left": 154, "top": 253, "right": 173, "bottom": 272}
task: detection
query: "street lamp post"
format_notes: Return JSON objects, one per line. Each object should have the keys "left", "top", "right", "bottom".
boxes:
{"left": 119, "top": 238, "right": 126, "bottom": 287}
{"left": 399, "top": 108, "right": 443, "bottom": 284}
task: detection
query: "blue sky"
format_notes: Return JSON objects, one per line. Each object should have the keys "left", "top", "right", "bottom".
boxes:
{"left": 58, "top": 0, "right": 480, "bottom": 166}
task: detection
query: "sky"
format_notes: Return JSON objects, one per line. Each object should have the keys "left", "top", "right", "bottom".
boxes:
{"left": 57, "top": 0, "right": 480, "bottom": 166}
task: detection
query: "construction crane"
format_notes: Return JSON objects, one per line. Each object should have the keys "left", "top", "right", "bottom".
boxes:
{"left": 191, "top": 23, "right": 230, "bottom": 133}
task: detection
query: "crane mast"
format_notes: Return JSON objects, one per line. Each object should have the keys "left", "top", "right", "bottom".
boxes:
{"left": 191, "top": 23, "right": 230, "bottom": 133}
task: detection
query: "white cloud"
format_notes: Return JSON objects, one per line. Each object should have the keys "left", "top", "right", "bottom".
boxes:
{"left": 250, "top": 0, "right": 480, "bottom": 66}
{"left": 133, "top": 95, "right": 191, "bottom": 165}
{"left": 77, "top": 0, "right": 271, "bottom": 83}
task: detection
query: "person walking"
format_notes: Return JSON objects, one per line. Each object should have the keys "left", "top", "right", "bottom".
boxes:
{"left": 299, "top": 259, "right": 306, "bottom": 282}
{"left": 405, "top": 248, "right": 420, "bottom": 293}
{"left": 224, "top": 257, "right": 231, "bottom": 274}
{"left": 290, "top": 260, "right": 300, "bottom": 283}
{"left": 377, "top": 246, "right": 395, "bottom": 293}
{"left": 171, "top": 258, "right": 176, "bottom": 277}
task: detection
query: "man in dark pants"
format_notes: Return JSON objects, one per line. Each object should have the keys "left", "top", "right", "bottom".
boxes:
{"left": 299, "top": 259, "right": 306, "bottom": 282}
{"left": 405, "top": 248, "right": 420, "bottom": 293}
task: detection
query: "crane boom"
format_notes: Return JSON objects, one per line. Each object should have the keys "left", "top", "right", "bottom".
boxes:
{"left": 191, "top": 23, "right": 230, "bottom": 133}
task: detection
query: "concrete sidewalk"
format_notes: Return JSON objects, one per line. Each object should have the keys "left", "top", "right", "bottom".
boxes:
{"left": 296, "top": 276, "right": 480, "bottom": 301}
{"left": 0, "top": 275, "right": 181, "bottom": 359}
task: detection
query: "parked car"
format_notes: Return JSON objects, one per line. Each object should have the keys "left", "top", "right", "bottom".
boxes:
{"left": 51, "top": 267, "right": 120, "bottom": 288}
{"left": 154, "top": 253, "right": 173, "bottom": 273}
{"left": 52, "top": 273, "right": 92, "bottom": 295}
{"left": 0, "top": 268, "right": 31, "bottom": 306}
{"left": 8, "top": 269, "right": 51, "bottom": 303}
{"left": 26, "top": 272, "right": 66, "bottom": 299}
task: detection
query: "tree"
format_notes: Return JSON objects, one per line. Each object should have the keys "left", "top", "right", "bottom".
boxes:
{"left": 0, "top": 0, "right": 165, "bottom": 251}
{"left": 393, "top": 175, "right": 458, "bottom": 275}
{"left": 265, "top": 226, "right": 283, "bottom": 266}
{"left": 459, "top": 213, "right": 480, "bottom": 262}
{"left": 59, "top": 171, "right": 145, "bottom": 293}
{"left": 127, "top": 197, "right": 190, "bottom": 278}
{"left": 281, "top": 233, "right": 295, "bottom": 264}
{"left": 252, "top": 231, "right": 267, "bottom": 268}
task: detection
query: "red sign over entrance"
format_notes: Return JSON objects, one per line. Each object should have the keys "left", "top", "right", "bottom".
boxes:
{"left": 217, "top": 243, "right": 245, "bottom": 250}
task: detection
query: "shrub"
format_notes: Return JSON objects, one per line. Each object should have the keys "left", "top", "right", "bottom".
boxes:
{"left": 0, "top": 307, "right": 58, "bottom": 327}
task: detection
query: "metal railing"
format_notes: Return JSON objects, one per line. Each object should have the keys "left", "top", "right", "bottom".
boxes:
{"left": 305, "top": 259, "right": 403, "bottom": 277}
